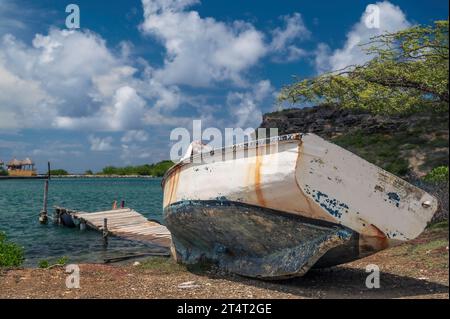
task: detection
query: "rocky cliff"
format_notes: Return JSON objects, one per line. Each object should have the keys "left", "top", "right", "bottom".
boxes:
{"left": 260, "top": 105, "right": 449, "bottom": 178}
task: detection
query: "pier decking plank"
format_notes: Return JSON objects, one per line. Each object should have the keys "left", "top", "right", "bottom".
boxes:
{"left": 60, "top": 207, "right": 172, "bottom": 249}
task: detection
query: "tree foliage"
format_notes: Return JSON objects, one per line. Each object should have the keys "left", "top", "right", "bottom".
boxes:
{"left": 49, "top": 169, "right": 69, "bottom": 176}
{"left": 99, "top": 160, "right": 174, "bottom": 177}
{"left": 0, "top": 167, "right": 7, "bottom": 176}
{"left": 279, "top": 20, "right": 449, "bottom": 114}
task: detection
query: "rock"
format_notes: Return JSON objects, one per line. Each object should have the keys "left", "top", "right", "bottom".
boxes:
{"left": 178, "top": 281, "right": 200, "bottom": 289}
{"left": 133, "top": 261, "right": 141, "bottom": 266}
{"left": 260, "top": 104, "right": 444, "bottom": 140}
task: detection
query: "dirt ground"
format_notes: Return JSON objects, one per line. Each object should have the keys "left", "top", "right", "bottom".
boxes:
{"left": 0, "top": 222, "right": 448, "bottom": 299}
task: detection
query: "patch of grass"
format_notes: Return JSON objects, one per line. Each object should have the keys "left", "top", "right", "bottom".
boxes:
{"left": 38, "top": 256, "right": 69, "bottom": 269}
{"left": 139, "top": 257, "right": 187, "bottom": 273}
{"left": 411, "top": 239, "right": 448, "bottom": 255}
{"left": 427, "top": 220, "right": 449, "bottom": 231}
{"left": 385, "top": 160, "right": 410, "bottom": 176}
{"left": 332, "top": 128, "right": 448, "bottom": 177}
{"left": 403, "top": 227, "right": 449, "bottom": 272}
{"left": 0, "top": 232, "right": 24, "bottom": 268}
{"left": 56, "top": 256, "right": 68, "bottom": 266}
{"left": 424, "top": 166, "right": 449, "bottom": 183}
{"left": 429, "top": 138, "right": 449, "bottom": 148}
{"left": 332, "top": 132, "right": 410, "bottom": 176}
{"left": 139, "top": 256, "right": 215, "bottom": 275}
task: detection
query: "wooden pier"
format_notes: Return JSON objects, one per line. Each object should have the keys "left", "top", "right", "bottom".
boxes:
{"left": 54, "top": 207, "right": 172, "bottom": 249}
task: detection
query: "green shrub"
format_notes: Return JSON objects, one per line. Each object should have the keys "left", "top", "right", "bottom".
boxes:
{"left": 38, "top": 256, "right": 68, "bottom": 269}
{"left": 56, "top": 256, "right": 68, "bottom": 266}
{"left": 0, "top": 167, "right": 8, "bottom": 176}
{"left": 424, "top": 166, "right": 449, "bottom": 183}
{"left": 0, "top": 232, "right": 25, "bottom": 267}
{"left": 38, "top": 260, "right": 49, "bottom": 269}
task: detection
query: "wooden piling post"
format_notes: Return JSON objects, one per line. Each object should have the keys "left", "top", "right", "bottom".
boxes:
{"left": 39, "top": 176, "right": 49, "bottom": 224}
{"left": 43, "top": 179, "right": 48, "bottom": 212}
{"left": 103, "top": 218, "right": 108, "bottom": 247}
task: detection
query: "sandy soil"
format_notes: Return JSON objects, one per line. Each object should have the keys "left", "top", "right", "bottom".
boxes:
{"left": 0, "top": 223, "right": 448, "bottom": 299}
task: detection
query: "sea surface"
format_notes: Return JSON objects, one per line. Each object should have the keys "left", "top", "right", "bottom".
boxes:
{"left": 0, "top": 178, "right": 165, "bottom": 266}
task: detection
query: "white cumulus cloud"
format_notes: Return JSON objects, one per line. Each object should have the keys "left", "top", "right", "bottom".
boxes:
{"left": 315, "top": 1, "right": 411, "bottom": 73}
{"left": 140, "top": 0, "right": 268, "bottom": 87}
{"left": 269, "top": 13, "right": 310, "bottom": 63}
{"left": 0, "top": 28, "right": 187, "bottom": 132}
{"left": 1, "top": 0, "right": 313, "bottom": 141}
{"left": 121, "top": 130, "right": 149, "bottom": 143}
{"left": 89, "top": 136, "right": 115, "bottom": 151}
{"left": 227, "top": 80, "right": 275, "bottom": 128}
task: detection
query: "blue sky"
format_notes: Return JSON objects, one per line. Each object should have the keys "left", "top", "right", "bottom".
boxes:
{"left": 0, "top": 0, "right": 448, "bottom": 173}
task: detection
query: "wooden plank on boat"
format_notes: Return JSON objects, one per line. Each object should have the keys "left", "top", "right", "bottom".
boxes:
{"left": 59, "top": 207, "right": 172, "bottom": 249}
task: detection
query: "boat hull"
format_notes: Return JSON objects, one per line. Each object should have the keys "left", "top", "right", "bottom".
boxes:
{"left": 165, "top": 200, "right": 358, "bottom": 279}
{"left": 162, "top": 133, "right": 438, "bottom": 278}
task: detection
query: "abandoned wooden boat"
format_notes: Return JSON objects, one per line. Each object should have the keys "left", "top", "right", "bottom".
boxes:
{"left": 162, "top": 133, "right": 438, "bottom": 279}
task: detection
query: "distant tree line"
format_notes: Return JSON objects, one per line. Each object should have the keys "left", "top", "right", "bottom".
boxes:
{"left": 46, "top": 160, "right": 174, "bottom": 177}
{"left": 97, "top": 160, "right": 174, "bottom": 177}
{"left": 49, "top": 169, "right": 69, "bottom": 176}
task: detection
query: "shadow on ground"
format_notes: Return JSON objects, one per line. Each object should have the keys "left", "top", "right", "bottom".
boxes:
{"left": 193, "top": 266, "right": 449, "bottom": 299}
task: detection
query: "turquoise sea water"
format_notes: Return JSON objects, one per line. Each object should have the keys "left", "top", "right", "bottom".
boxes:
{"left": 0, "top": 178, "right": 164, "bottom": 266}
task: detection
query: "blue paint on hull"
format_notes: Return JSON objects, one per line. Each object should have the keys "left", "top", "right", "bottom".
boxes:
{"left": 387, "top": 192, "right": 401, "bottom": 207}
{"left": 304, "top": 184, "right": 350, "bottom": 219}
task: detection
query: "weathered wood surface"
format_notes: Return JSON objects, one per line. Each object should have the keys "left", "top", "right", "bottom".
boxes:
{"left": 65, "top": 207, "right": 172, "bottom": 249}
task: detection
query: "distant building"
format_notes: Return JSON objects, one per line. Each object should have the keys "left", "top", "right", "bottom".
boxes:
{"left": 6, "top": 158, "right": 37, "bottom": 177}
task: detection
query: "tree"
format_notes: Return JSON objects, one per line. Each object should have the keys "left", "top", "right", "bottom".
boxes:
{"left": 279, "top": 20, "right": 449, "bottom": 114}
{"left": 0, "top": 167, "right": 7, "bottom": 176}
{"left": 99, "top": 160, "right": 174, "bottom": 176}
{"left": 49, "top": 169, "right": 69, "bottom": 176}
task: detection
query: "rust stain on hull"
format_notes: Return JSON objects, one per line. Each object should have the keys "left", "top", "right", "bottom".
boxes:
{"left": 358, "top": 224, "right": 390, "bottom": 256}
{"left": 254, "top": 146, "right": 266, "bottom": 207}
{"left": 164, "top": 166, "right": 180, "bottom": 208}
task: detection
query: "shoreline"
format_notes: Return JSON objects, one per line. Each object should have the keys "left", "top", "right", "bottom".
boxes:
{"left": 1, "top": 222, "right": 448, "bottom": 299}
{"left": 0, "top": 175, "right": 160, "bottom": 179}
